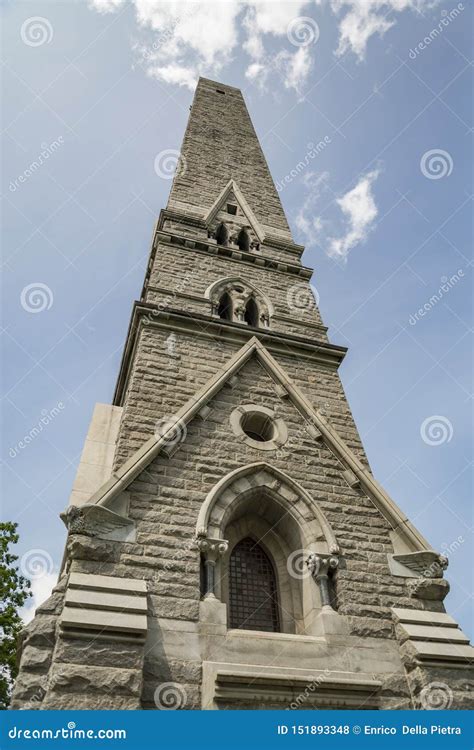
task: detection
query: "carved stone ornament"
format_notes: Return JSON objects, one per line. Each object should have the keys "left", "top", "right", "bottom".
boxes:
{"left": 196, "top": 534, "right": 229, "bottom": 598}
{"left": 306, "top": 553, "right": 339, "bottom": 610}
{"left": 209, "top": 280, "right": 271, "bottom": 327}
{"left": 61, "top": 504, "right": 136, "bottom": 542}
{"left": 392, "top": 550, "right": 448, "bottom": 579}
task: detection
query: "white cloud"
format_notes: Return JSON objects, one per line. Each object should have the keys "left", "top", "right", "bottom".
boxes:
{"left": 20, "top": 572, "right": 58, "bottom": 625}
{"left": 281, "top": 46, "right": 313, "bottom": 91}
{"left": 296, "top": 169, "right": 380, "bottom": 261}
{"left": 90, "top": 0, "right": 125, "bottom": 12}
{"left": 295, "top": 170, "right": 332, "bottom": 240}
{"left": 90, "top": 0, "right": 317, "bottom": 93}
{"left": 89, "top": 0, "right": 440, "bottom": 90}
{"left": 328, "top": 169, "right": 380, "bottom": 259}
{"left": 331, "top": 0, "right": 440, "bottom": 59}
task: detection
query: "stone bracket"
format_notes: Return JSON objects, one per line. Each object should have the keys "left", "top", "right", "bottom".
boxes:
{"left": 61, "top": 504, "right": 135, "bottom": 543}
{"left": 388, "top": 550, "right": 448, "bottom": 579}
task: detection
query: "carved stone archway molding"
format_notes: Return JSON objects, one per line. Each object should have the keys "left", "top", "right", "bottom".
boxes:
{"left": 195, "top": 461, "right": 339, "bottom": 555}
{"left": 205, "top": 276, "right": 273, "bottom": 327}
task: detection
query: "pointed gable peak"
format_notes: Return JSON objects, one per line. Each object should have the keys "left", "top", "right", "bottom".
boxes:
{"left": 78, "top": 336, "right": 432, "bottom": 557}
{"left": 204, "top": 179, "right": 265, "bottom": 244}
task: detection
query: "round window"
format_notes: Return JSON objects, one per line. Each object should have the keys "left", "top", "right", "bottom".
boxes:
{"left": 230, "top": 405, "right": 288, "bottom": 451}
{"left": 240, "top": 411, "right": 276, "bottom": 443}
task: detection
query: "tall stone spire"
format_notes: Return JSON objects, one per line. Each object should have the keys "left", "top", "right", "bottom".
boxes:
{"left": 11, "top": 78, "right": 473, "bottom": 712}
{"left": 167, "top": 78, "right": 293, "bottom": 243}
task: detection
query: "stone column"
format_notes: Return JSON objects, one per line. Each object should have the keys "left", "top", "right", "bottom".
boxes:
{"left": 196, "top": 536, "right": 228, "bottom": 599}
{"left": 307, "top": 553, "right": 339, "bottom": 611}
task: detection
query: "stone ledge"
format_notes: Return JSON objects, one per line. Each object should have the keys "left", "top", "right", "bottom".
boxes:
{"left": 211, "top": 666, "right": 381, "bottom": 709}
{"left": 60, "top": 572, "right": 148, "bottom": 642}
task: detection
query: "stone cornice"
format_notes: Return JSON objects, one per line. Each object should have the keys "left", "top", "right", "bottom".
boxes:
{"left": 145, "top": 284, "right": 328, "bottom": 333}
{"left": 142, "top": 226, "right": 311, "bottom": 301}
{"left": 112, "top": 302, "right": 346, "bottom": 405}
{"left": 158, "top": 208, "right": 305, "bottom": 258}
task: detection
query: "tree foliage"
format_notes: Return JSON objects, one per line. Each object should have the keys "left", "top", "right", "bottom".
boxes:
{"left": 0, "top": 522, "right": 31, "bottom": 709}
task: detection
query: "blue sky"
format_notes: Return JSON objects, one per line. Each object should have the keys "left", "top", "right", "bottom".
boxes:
{"left": 1, "top": 1, "right": 472, "bottom": 636}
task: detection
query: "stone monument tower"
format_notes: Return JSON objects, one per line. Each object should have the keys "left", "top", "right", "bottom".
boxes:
{"left": 12, "top": 78, "right": 473, "bottom": 711}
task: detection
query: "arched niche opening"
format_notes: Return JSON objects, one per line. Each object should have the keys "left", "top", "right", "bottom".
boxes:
{"left": 236, "top": 227, "right": 251, "bottom": 253}
{"left": 215, "top": 222, "right": 229, "bottom": 246}
{"left": 217, "top": 291, "right": 232, "bottom": 321}
{"left": 243, "top": 297, "right": 259, "bottom": 327}
{"left": 228, "top": 536, "right": 280, "bottom": 632}
{"left": 197, "top": 463, "right": 340, "bottom": 636}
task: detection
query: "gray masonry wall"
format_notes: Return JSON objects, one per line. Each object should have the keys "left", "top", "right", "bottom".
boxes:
{"left": 12, "top": 77, "right": 473, "bottom": 711}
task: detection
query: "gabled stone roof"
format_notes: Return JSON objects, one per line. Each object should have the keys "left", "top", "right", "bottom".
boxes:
{"left": 68, "top": 337, "right": 434, "bottom": 556}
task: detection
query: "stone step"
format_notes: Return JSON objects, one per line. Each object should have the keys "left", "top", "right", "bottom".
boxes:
{"left": 65, "top": 588, "right": 147, "bottom": 614}
{"left": 401, "top": 622, "right": 469, "bottom": 644}
{"left": 411, "top": 640, "right": 474, "bottom": 662}
{"left": 69, "top": 571, "right": 147, "bottom": 595}
{"left": 392, "top": 607, "right": 457, "bottom": 627}
{"left": 61, "top": 605, "right": 147, "bottom": 637}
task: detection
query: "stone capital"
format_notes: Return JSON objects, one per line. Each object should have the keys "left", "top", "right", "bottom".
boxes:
{"left": 306, "top": 553, "right": 339, "bottom": 581}
{"left": 195, "top": 536, "right": 228, "bottom": 563}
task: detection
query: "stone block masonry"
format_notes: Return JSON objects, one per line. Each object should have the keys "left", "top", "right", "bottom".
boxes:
{"left": 12, "top": 77, "right": 473, "bottom": 710}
